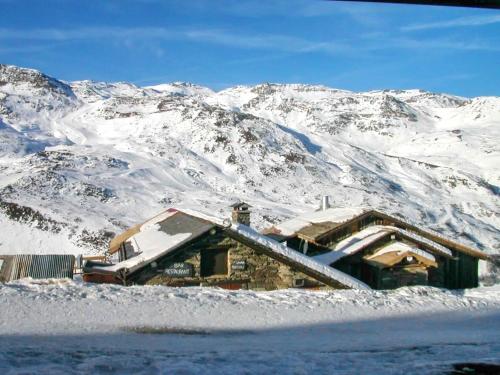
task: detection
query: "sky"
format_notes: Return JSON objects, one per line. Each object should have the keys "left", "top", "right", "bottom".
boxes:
{"left": 0, "top": 0, "right": 499, "bottom": 97}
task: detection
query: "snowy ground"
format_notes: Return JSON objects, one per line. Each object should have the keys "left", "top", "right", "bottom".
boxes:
{"left": 1, "top": 280, "right": 499, "bottom": 374}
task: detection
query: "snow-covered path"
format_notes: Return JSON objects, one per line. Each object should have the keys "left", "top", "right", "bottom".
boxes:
{"left": 1, "top": 280, "right": 499, "bottom": 374}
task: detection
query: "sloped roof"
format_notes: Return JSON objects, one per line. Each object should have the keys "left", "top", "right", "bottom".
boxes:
{"left": 227, "top": 224, "right": 370, "bottom": 290}
{"left": 109, "top": 224, "right": 141, "bottom": 254}
{"left": 296, "top": 221, "right": 340, "bottom": 242}
{"left": 313, "top": 226, "right": 392, "bottom": 265}
{"left": 363, "top": 243, "right": 438, "bottom": 269}
{"left": 92, "top": 210, "right": 215, "bottom": 274}
{"left": 313, "top": 225, "right": 454, "bottom": 266}
{"left": 269, "top": 207, "right": 367, "bottom": 237}
{"left": 270, "top": 207, "right": 489, "bottom": 260}
{"left": 373, "top": 211, "right": 488, "bottom": 260}
{"left": 108, "top": 208, "right": 222, "bottom": 255}
{"left": 88, "top": 208, "right": 370, "bottom": 290}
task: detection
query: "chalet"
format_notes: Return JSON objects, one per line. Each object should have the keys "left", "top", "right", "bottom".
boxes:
{"left": 83, "top": 205, "right": 369, "bottom": 290}
{"left": 265, "top": 203, "right": 490, "bottom": 290}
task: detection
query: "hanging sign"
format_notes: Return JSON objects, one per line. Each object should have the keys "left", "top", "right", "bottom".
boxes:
{"left": 231, "top": 260, "right": 246, "bottom": 271}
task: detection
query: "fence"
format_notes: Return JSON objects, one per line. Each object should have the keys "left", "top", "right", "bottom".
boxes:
{"left": 0, "top": 254, "right": 75, "bottom": 282}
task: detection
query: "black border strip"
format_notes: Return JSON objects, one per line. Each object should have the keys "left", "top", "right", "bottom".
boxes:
{"left": 328, "top": 0, "right": 500, "bottom": 9}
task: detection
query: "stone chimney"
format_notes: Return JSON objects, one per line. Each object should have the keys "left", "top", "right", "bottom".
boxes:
{"left": 230, "top": 202, "right": 251, "bottom": 226}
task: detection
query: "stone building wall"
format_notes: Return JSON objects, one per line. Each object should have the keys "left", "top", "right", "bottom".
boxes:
{"left": 138, "top": 230, "right": 329, "bottom": 290}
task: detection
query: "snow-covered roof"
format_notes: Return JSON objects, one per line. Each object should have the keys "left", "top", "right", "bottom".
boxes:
{"left": 90, "top": 209, "right": 216, "bottom": 274}
{"left": 364, "top": 243, "right": 438, "bottom": 268}
{"left": 394, "top": 227, "right": 453, "bottom": 258}
{"left": 273, "top": 207, "right": 368, "bottom": 237}
{"left": 362, "top": 210, "right": 488, "bottom": 260}
{"left": 271, "top": 207, "right": 487, "bottom": 260}
{"left": 93, "top": 232, "right": 194, "bottom": 273}
{"left": 313, "top": 226, "right": 391, "bottom": 265}
{"left": 367, "top": 243, "right": 436, "bottom": 264}
{"left": 108, "top": 208, "right": 228, "bottom": 255}
{"left": 227, "top": 224, "right": 370, "bottom": 290}
{"left": 88, "top": 208, "right": 370, "bottom": 290}
{"left": 313, "top": 225, "right": 454, "bottom": 266}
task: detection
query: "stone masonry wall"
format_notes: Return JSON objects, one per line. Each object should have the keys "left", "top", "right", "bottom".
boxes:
{"left": 141, "top": 230, "right": 330, "bottom": 290}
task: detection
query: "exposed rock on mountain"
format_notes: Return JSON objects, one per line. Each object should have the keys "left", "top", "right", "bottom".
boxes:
{"left": 0, "top": 65, "right": 498, "bottom": 271}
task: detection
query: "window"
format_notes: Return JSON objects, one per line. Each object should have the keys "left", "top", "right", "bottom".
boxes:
{"left": 332, "top": 227, "right": 351, "bottom": 243}
{"left": 359, "top": 216, "right": 375, "bottom": 230}
{"left": 200, "top": 249, "right": 228, "bottom": 277}
{"left": 120, "top": 242, "right": 137, "bottom": 262}
{"left": 293, "top": 278, "right": 305, "bottom": 287}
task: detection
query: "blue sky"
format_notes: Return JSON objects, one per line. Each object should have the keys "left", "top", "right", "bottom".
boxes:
{"left": 1, "top": 0, "right": 499, "bottom": 96}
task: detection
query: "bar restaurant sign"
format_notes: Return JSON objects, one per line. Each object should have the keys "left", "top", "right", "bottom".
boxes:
{"left": 163, "top": 263, "right": 194, "bottom": 277}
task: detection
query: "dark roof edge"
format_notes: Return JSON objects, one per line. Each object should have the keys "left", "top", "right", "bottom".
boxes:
{"left": 370, "top": 210, "right": 490, "bottom": 261}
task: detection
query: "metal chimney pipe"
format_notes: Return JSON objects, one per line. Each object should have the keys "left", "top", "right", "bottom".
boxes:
{"left": 322, "top": 196, "right": 330, "bottom": 211}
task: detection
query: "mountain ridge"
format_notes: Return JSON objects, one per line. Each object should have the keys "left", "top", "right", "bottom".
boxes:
{"left": 0, "top": 64, "right": 498, "bottom": 273}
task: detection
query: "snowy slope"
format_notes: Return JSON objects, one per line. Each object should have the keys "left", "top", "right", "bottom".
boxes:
{"left": 1, "top": 279, "right": 499, "bottom": 335}
{"left": 0, "top": 64, "right": 498, "bottom": 277}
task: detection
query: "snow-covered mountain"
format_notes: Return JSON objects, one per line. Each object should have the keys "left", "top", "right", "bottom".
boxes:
{"left": 0, "top": 64, "right": 498, "bottom": 268}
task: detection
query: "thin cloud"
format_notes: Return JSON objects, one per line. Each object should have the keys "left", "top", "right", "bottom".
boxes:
{"left": 0, "top": 43, "right": 60, "bottom": 54}
{"left": 155, "top": 0, "right": 384, "bottom": 25}
{"left": 0, "top": 26, "right": 497, "bottom": 57}
{"left": 0, "top": 27, "right": 175, "bottom": 41}
{"left": 403, "top": 14, "right": 500, "bottom": 32}
{"left": 392, "top": 38, "right": 500, "bottom": 52}
{"left": 224, "top": 53, "right": 292, "bottom": 66}
{"left": 361, "top": 31, "right": 500, "bottom": 52}
{"left": 376, "top": 37, "right": 500, "bottom": 52}
{"left": 183, "top": 29, "right": 351, "bottom": 54}
{"left": 0, "top": 26, "right": 352, "bottom": 55}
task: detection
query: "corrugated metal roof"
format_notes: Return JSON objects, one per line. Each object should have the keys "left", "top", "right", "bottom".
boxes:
{"left": 0, "top": 254, "right": 75, "bottom": 282}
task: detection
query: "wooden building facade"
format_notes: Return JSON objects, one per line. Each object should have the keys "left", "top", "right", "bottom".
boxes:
{"left": 267, "top": 208, "right": 489, "bottom": 290}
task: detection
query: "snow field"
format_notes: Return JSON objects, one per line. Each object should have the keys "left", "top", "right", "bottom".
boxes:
{"left": 0, "top": 280, "right": 499, "bottom": 374}
{"left": 1, "top": 279, "right": 498, "bottom": 335}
